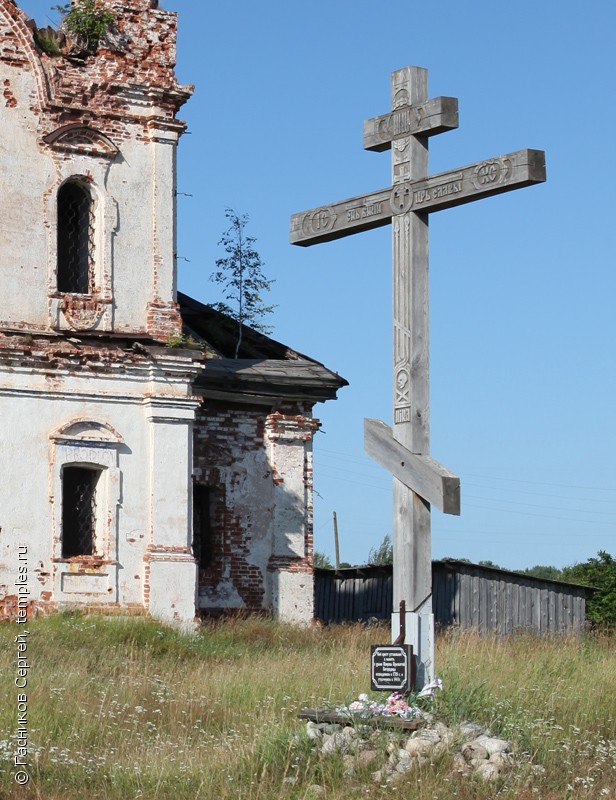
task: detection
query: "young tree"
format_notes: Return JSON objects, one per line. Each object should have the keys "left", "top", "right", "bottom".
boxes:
{"left": 211, "top": 209, "right": 275, "bottom": 358}
{"left": 368, "top": 534, "right": 393, "bottom": 566}
{"left": 313, "top": 551, "right": 333, "bottom": 570}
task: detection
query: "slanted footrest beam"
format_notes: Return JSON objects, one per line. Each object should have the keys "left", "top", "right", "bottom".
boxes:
{"left": 364, "top": 418, "right": 460, "bottom": 515}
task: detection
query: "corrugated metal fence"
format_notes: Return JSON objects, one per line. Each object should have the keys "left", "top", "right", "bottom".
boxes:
{"left": 315, "top": 559, "right": 593, "bottom": 635}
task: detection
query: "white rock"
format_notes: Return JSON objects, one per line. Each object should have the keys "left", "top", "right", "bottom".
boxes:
{"left": 475, "top": 735, "right": 510, "bottom": 756}
{"left": 433, "top": 721, "right": 455, "bottom": 745}
{"left": 475, "top": 761, "right": 501, "bottom": 781}
{"left": 322, "top": 723, "right": 341, "bottom": 735}
{"left": 395, "top": 749, "right": 412, "bottom": 773}
{"left": 451, "top": 753, "right": 472, "bottom": 775}
{"left": 306, "top": 722, "right": 322, "bottom": 740}
{"left": 405, "top": 727, "right": 442, "bottom": 756}
{"left": 342, "top": 754, "right": 355, "bottom": 776}
{"left": 356, "top": 749, "right": 379, "bottom": 769}
{"left": 372, "top": 769, "right": 384, "bottom": 784}
{"left": 321, "top": 731, "right": 348, "bottom": 755}
{"left": 458, "top": 721, "right": 487, "bottom": 740}
{"left": 406, "top": 737, "right": 439, "bottom": 756}
{"left": 461, "top": 741, "right": 489, "bottom": 761}
{"left": 490, "top": 751, "right": 514, "bottom": 768}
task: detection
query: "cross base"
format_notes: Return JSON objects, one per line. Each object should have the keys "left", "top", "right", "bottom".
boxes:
{"left": 392, "top": 606, "right": 435, "bottom": 690}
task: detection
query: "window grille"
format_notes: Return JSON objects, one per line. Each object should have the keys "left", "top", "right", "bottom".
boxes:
{"left": 62, "top": 466, "right": 100, "bottom": 558}
{"left": 57, "top": 182, "right": 95, "bottom": 294}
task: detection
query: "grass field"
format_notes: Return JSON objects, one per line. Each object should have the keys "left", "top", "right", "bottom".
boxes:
{"left": 0, "top": 613, "right": 614, "bottom": 799}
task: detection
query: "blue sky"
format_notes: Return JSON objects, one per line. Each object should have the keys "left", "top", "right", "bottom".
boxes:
{"left": 25, "top": 1, "right": 616, "bottom": 570}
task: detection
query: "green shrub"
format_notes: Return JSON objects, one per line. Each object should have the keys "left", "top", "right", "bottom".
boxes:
{"left": 54, "top": 1, "right": 115, "bottom": 53}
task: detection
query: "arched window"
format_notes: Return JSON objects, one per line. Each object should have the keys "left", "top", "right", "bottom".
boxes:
{"left": 61, "top": 465, "right": 102, "bottom": 557}
{"left": 57, "top": 181, "right": 94, "bottom": 294}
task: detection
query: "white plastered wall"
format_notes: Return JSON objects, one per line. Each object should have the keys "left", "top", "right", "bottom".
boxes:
{"left": 0, "top": 356, "right": 199, "bottom": 624}
{"left": 0, "top": 54, "right": 180, "bottom": 335}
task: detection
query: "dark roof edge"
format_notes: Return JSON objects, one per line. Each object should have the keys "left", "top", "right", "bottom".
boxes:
{"left": 315, "top": 561, "right": 598, "bottom": 594}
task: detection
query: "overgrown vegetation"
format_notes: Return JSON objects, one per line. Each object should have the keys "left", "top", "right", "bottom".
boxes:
{"left": 33, "top": 27, "right": 62, "bottom": 56}
{"left": 562, "top": 551, "right": 616, "bottom": 624}
{"left": 165, "top": 332, "right": 203, "bottom": 350}
{"left": 313, "top": 550, "right": 334, "bottom": 569}
{"left": 368, "top": 533, "right": 393, "bottom": 566}
{"left": 53, "top": 1, "right": 115, "bottom": 54}
{"left": 0, "top": 613, "right": 614, "bottom": 799}
{"left": 211, "top": 209, "right": 275, "bottom": 357}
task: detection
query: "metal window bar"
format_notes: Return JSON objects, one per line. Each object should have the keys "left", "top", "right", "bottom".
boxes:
{"left": 57, "top": 182, "right": 95, "bottom": 294}
{"left": 62, "top": 467, "right": 100, "bottom": 558}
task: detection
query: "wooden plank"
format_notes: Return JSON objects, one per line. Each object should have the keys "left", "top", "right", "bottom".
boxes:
{"left": 290, "top": 149, "right": 546, "bottom": 245}
{"left": 540, "top": 588, "right": 549, "bottom": 635}
{"left": 298, "top": 708, "right": 422, "bottom": 731}
{"left": 384, "top": 571, "right": 393, "bottom": 618}
{"left": 453, "top": 570, "right": 461, "bottom": 626}
{"left": 474, "top": 574, "right": 482, "bottom": 631}
{"left": 363, "top": 96, "right": 459, "bottom": 152}
{"left": 511, "top": 582, "right": 520, "bottom": 631}
{"left": 549, "top": 589, "right": 557, "bottom": 633}
{"left": 364, "top": 418, "right": 460, "bottom": 514}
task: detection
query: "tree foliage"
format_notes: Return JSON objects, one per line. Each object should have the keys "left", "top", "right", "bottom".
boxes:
{"left": 211, "top": 209, "right": 274, "bottom": 358}
{"left": 368, "top": 534, "right": 393, "bottom": 566}
{"left": 561, "top": 550, "right": 616, "bottom": 625}
{"left": 313, "top": 551, "right": 333, "bottom": 570}
{"left": 519, "top": 565, "right": 563, "bottom": 581}
{"left": 477, "top": 559, "right": 503, "bottom": 570}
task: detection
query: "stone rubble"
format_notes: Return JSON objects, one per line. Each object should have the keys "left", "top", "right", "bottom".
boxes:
{"left": 305, "top": 716, "right": 519, "bottom": 784}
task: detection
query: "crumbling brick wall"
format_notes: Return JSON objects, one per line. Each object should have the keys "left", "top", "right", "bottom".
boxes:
{"left": 0, "top": 0, "right": 191, "bottom": 339}
{"left": 193, "top": 400, "right": 318, "bottom": 617}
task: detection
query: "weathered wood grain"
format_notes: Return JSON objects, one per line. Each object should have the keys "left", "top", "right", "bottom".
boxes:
{"left": 298, "top": 708, "right": 422, "bottom": 731}
{"left": 290, "top": 149, "right": 546, "bottom": 245}
{"left": 364, "top": 419, "right": 460, "bottom": 515}
{"left": 363, "top": 96, "right": 459, "bottom": 151}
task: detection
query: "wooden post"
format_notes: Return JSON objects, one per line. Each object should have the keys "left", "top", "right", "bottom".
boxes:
{"left": 390, "top": 68, "right": 433, "bottom": 687}
{"left": 290, "top": 67, "right": 545, "bottom": 689}
{"left": 333, "top": 511, "right": 340, "bottom": 571}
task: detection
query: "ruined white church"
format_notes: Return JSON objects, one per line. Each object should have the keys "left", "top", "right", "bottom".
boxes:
{"left": 0, "top": 0, "right": 345, "bottom": 625}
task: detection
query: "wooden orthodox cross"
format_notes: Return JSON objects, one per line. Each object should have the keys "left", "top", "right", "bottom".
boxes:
{"left": 290, "top": 67, "right": 545, "bottom": 688}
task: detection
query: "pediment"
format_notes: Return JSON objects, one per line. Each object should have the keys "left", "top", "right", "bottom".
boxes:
{"left": 51, "top": 419, "right": 124, "bottom": 445}
{"left": 43, "top": 125, "right": 119, "bottom": 158}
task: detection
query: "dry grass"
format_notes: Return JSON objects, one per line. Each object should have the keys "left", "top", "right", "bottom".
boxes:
{"left": 0, "top": 613, "right": 613, "bottom": 799}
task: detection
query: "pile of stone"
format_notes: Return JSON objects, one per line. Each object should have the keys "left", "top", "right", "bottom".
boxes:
{"left": 305, "top": 715, "right": 526, "bottom": 784}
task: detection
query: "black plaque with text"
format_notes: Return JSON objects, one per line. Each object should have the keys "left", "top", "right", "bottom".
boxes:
{"left": 370, "top": 645, "right": 413, "bottom": 692}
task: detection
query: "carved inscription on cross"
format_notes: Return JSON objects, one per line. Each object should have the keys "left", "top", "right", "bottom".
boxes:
{"left": 290, "top": 67, "right": 545, "bottom": 688}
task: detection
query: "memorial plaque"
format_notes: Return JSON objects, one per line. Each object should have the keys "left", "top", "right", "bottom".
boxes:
{"left": 371, "top": 645, "right": 413, "bottom": 692}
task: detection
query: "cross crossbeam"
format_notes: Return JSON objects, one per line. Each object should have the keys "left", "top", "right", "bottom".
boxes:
{"left": 363, "top": 96, "right": 459, "bottom": 151}
{"left": 291, "top": 149, "right": 545, "bottom": 246}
